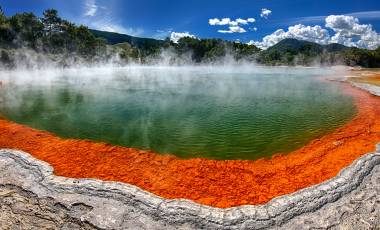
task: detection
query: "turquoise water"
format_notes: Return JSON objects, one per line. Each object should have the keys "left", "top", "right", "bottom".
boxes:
{"left": 0, "top": 67, "right": 356, "bottom": 160}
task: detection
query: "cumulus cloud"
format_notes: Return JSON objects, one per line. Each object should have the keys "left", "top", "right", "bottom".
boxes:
{"left": 260, "top": 8, "right": 272, "bottom": 19}
{"left": 249, "top": 24, "right": 330, "bottom": 49}
{"left": 209, "top": 17, "right": 255, "bottom": 33}
{"left": 209, "top": 18, "right": 230, "bottom": 26}
{"left": 326, "top": 15, "right": 360, "bottom": 31}
{"left": 248, "top": 15, "right": 380, "bottom": 50}
{"left": 325, "top": 15, "right": 380, "bottom": 49}
{"left": 209, "top": 17, "right": 255, "bottom": 27}
{"left": 170, "top": 32, "right": 197, "bottom": 43}
{"left": 84, "top": 0, "right": 98, "bottom": 17}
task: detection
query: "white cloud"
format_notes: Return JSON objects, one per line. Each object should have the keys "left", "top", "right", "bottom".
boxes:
{"left": 170, "top": 32, "right": 197, "bottom": 43}
{"left": 218, "top": 30, "right": 233, "bottom": 34}
{"left": 248, "top": 15, "right": 380, "bottom": 50}
{"left": 230, "top": 26, "right": 247, "bottom": 33}
{"left": 209, "top": 17, "right": 255, "bottom": 33}
{"left": 218, "top": 26, "right": 246, "bottom": 34}
{"left": 209, "top": 17, "right": 256, "bottom": 26}
{"left": 325, "top": 15, "right": 380, "bottom": 49}
{"left": 260, "top": 8, "right": 272, "bottom": 19}
{"left": 247, "top": 40, "right": 256, "bottom": 46}
{"left": 236, "top": 18, "right": 248, "bottom": 25}
{"left": 84, "top": 0, "right": 98, "bottom": 17}
{"left": 209, "top": 18, "right": 231, "bottom": 26}
{"left": 249, "top": 24, "right": 330, "bottom": 49}
{"left": 208, "top": 18, "right": 220, "bottom": 26}
{"left": 247, "top": 18, "right": 256, "bottom": 23}
{"left": 325, "top": 15, "right": 358, "bottom": 31}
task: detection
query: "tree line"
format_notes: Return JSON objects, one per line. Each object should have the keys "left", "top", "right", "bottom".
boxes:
{"left": 0, "top": 6, "right": 379, "bottom": 68}
{"left": 0, "top": 6, "right": 108, "bottom": 67}
{"left": 255, "top": 38, "right": 380, "bottom": 67}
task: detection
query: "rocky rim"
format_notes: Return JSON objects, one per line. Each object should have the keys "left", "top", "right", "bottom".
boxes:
{"left": 0, "top": 144, "right": 379, "bottom": 229}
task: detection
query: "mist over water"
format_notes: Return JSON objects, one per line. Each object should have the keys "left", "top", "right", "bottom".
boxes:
{"left": 0, "top": 66, "right": 356, "bottom": 160}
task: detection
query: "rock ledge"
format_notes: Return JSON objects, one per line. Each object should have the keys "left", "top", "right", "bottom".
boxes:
{"left": 350, "top": 82, "right": 380, "bottom": 96}
{"left": 0, "top": 147, "right": 379, "bottom": 229}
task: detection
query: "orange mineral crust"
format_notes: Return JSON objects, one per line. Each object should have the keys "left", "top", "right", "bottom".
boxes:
{"left": 1, "top": 84, "right": 380, "bottom": 208}
{"left": 351, "top": 74, "right": 380, "bottom": 86}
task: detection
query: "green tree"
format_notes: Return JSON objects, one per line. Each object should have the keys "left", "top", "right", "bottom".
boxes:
{"left": 75, "top": 25, "right": 106, "bottom": 56}
{"left": 0, "top": 6, "right": 15, "bottom": 45}
{"left": 9, "top": 13, "right": 43, "bottom": 48}
{"left": 42, "top": 9, "right": 62, "bottom": 36}
{"left": 0, "top": 6, "right": 6, "bottom": 24}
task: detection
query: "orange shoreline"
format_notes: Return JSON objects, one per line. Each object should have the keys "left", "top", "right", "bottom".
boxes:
{"left": 1, "top": 81, "right": 380, "bottom": 208}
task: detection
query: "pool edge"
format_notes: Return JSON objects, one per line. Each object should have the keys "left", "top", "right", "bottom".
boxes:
{"left": 0, "top": 145, "right": 379, "bottom": 229}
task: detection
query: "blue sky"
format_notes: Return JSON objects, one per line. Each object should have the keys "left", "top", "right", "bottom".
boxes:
{"left": 1, "top": 0, "right": 380, "bottom": 49}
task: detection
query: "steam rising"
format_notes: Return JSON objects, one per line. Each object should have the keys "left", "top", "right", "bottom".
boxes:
{"left": 0, "top": 65, "right": 353, "bottom": 159}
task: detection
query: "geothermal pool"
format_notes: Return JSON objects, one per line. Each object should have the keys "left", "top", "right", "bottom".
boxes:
{"left": 0, "top": 66, "right": 356, "bottom": 160}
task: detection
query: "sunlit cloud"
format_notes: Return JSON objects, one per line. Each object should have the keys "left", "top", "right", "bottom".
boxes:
{"left": 325, "top": 15, "right": 380, "bottom": 49}
{"left": 170, "top": 32, "right": 197, "bottom": 43}
{"left": 209, "top": 17, "right": 256, "bottom": 26}
{"left": 209, "top": 17, "right": 255, "bottom": 33}
{"left": 218, "top": 26, "right": 246, "bottom": 33}
{"left": 249, "top": 24, "right": 330, "bottom": 49}
{"left": 248, "top": 14, "right": 380, "bottom": 50}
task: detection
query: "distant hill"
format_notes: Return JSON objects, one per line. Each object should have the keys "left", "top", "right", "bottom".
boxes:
{"left": 266, "top": 39, "right": 322, "bottom": 53}
{"left": 266, "top": 38, "right": 350, "bottom": 54}
{"left": 90, "top": 29, "right": 165, "bottom": 49}
{"left": 95, "top": 32, "right": 377, "bottom": 67}
{"left": 1, "top": 6, "right": 379, "bottom": 68}
{"left": 258, "top": 38, "right": 356, "bottom": 66}
{"left": 324, "top": 43, "right": 350, "bottom": 52}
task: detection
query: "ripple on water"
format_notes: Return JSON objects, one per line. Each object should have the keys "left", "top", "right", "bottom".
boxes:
{"left": 0, "top": 67, "right": 357, "bottom": 160}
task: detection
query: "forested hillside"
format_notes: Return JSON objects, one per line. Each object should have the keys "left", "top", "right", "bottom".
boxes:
{"left": 0, "top": 6, "right": 108, "bottom": 67}
{"left": 0, "top": 6, "right": 379, "bottom": 68}
{"left": 257, "top": 38, "right": 380, "bottom": 67}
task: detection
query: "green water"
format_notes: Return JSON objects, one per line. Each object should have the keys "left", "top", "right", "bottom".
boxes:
{"left": 0, "top": 67, "right": 356, "bottom": 160}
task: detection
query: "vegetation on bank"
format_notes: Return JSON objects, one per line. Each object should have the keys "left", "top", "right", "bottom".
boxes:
{"left": 0, "top": 7, "right": 109, "bottom": 68}
{"left": 256, "top": 38, "right": 380, "bottom": 67}
{"left": 0, "top": 6, "right": 379, "bottom": 68}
